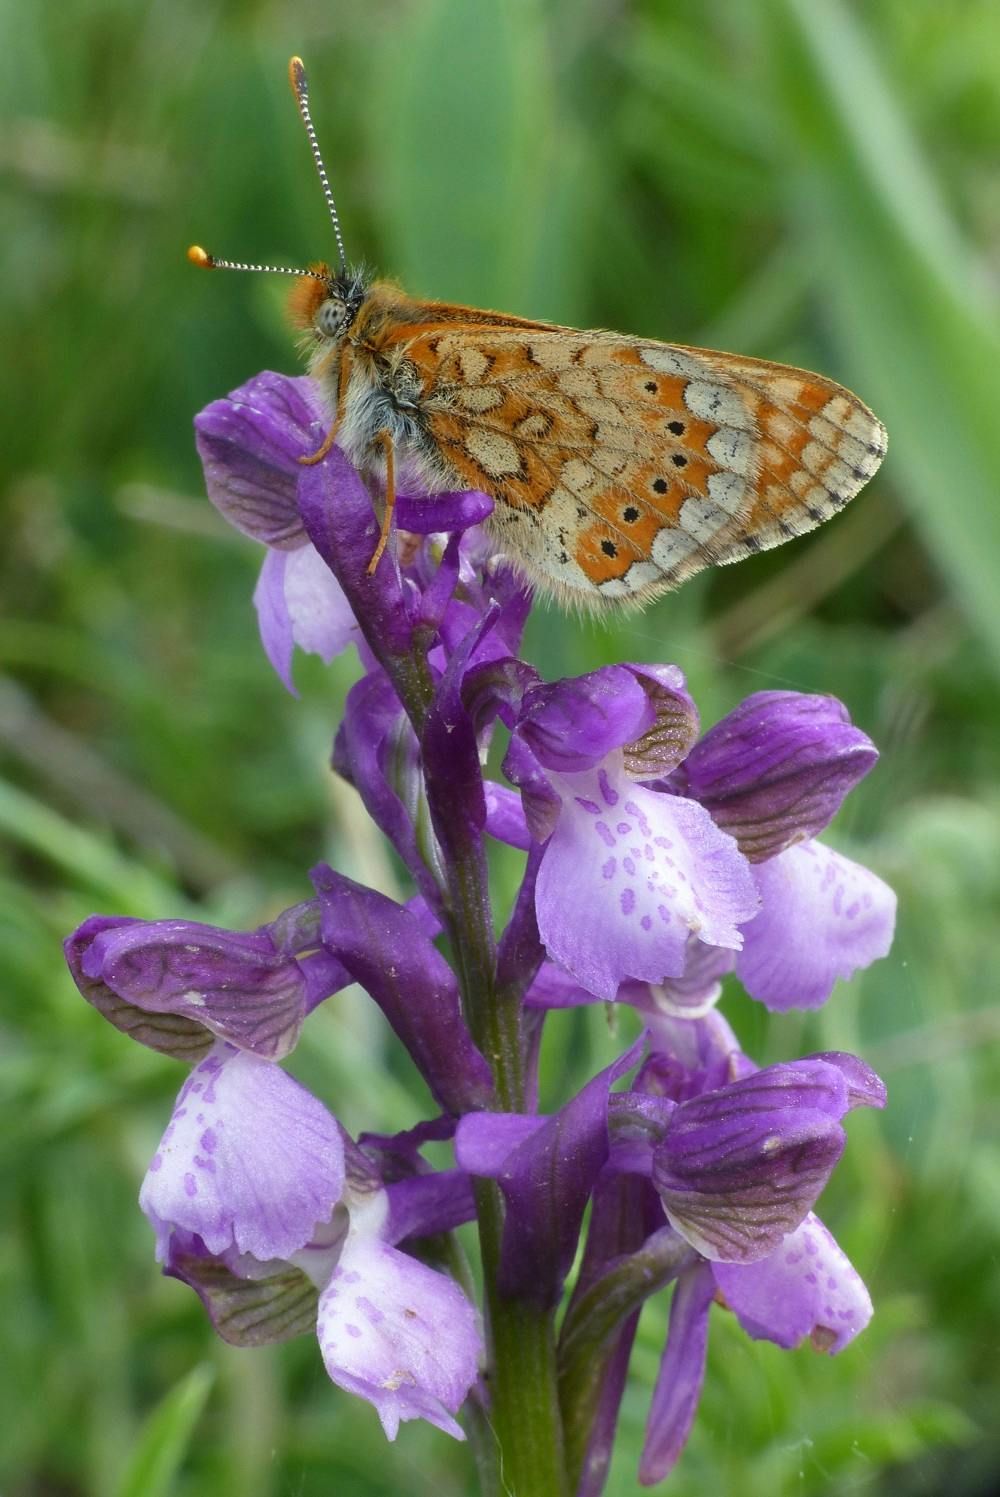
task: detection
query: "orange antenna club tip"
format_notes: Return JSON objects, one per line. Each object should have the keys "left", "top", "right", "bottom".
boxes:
{"left": 187, "top": 245, "right": 214, "bottom": 268}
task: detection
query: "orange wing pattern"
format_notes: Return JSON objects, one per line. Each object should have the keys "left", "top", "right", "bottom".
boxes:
{"left": 396, "top": 323, "right": 886, "bottom": 605}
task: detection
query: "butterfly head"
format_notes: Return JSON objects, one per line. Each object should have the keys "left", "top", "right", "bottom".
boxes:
{"left": 286, "top": 263, "right": 369, "bottom": 343}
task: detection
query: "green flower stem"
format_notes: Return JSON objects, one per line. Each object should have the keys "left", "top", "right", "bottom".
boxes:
{"left": 387, "top": 640, "right": 566, "bottom": 1496}
{"left": 477, "top": 1181, "right": 569, "bottom": 1497}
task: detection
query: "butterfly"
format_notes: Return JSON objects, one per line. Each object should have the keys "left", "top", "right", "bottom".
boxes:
{"left": 190, "top": 57, "right": 887, "bottom": 606}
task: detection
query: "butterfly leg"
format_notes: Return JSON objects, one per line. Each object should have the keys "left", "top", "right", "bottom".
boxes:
{"left": 367, "top": 430, "right": 396, "bottom": 575}
{"left": 298, "top": 348, "right": 352, "bottom": 466}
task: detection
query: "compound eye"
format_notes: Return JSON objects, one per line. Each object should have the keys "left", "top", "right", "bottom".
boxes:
{"left": 316, "top": 298, "right": 346, "bottom": 337}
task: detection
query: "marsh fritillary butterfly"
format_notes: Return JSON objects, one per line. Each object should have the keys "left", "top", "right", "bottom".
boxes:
{"left": 190, "top": 58, "right": 886, "bottom": 603}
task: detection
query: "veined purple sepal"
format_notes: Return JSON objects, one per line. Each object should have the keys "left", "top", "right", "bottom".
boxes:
{"left": 621, "top": 664, "right": 700, "bottom": 779}
{"left": 311, "top": 865, "right": 494, "bottom": 1113}
{"left": 680, "top": 691, "right": 879, "bottom": 863}
{"left": 164, "top": 1230, "right": 320, "bottom": 1346}
{"left": 515, "top": 667, "right": 655, "bottom": 774}
{"left": 651, "top": 1055, "right": 883, "bottom": 1263}
{"left": 66, "top": 912, "right": 328, "bottom": 1061}
{"left": 462, "top": 657, "right": 539, "bottom": 737}
{"left": 65, "top": 915, "right": 213, "bottom": 1062}
{"left": 194, "top": 371, "right": 321, "bottom": 547}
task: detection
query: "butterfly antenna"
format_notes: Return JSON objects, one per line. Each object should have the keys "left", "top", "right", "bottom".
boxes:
{"left": 186, "top": 245, "right": 321, "bottom": 278}
{"left": 288, "top": 56, "right": 347, "bottom": 271}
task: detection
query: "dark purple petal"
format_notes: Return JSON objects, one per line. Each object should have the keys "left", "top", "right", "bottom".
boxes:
{"left": 317, "top": 1233, "right": 481, "bottom": 1441}
{"left": 680, "top": 691, "right": 879, "bottom": 862}
{"left": 501, "top": 736, "right": 562, "bottom": 842}
{"left": 311, "top": 866, "right": 494, "bottom": 1114}
{"left": 483, "top": 781, "right": 531, "bottom": 849}
{"left": 622, "top": 664, "right": 700, "bottom": 780}
{"left": 419, "top": 606, "right": 496, "bottom": 865}
{"left": 298, "top": 448, "right": 421, "bottom": 660}
{"left": 535, "top": 759, "right": 758, "bottom": 1001}
{"left": 516, "top": 667, "right": 654, "bottom": 774}
{"left": 394, "top": 489, "right": 494, "bottom": 533}
{"left": 712, "top": 1211, "right": 873, "bottom": 1353}
{"left": 195, "top": 371, "right": 323, "bottom": 547}
{"left": 164, "top": 1231, "right": 319, "bottom": 1346}
{"left": 383, "top": 1171, "right": 477, "bottom": 1244}
{"left": 640, "top": 1008, "right": 750, "bottom": 1101}
{"left": 65, "top": 915, "right": 213, "bottom": 1062}
{"left": 484, "top": 1037, "right": 645, "bottom": 1309}
{"left": 140, "top": 1046, "right": 345, "bottom": 1263}
{"left": 652, "top": 1060, "right": 856, "bottom": 1262}
{"left": 735, "top": 841, "right": 896, "bottom": 1010}
{"left": 71, "top": 915, "right": 312, "bottom": 1060}
{"left": 454, "top": 1113, "right": 546, "bottom": 1176}
{"left": 523, "top": 962, "right": 600, "bottom": 1009}
{"left": 806, "top": 1051, "right": 886, "bottom": 1111}
{"left": 638, "top": 1261, "right": 715, "bottom": 1484}
{"left": 333, "top": 669, "right": 444, "bottom": 912}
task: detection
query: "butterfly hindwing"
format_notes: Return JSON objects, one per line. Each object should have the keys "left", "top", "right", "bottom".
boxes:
{"left": 396, "top": 319, "right": 886, "bottom": 604}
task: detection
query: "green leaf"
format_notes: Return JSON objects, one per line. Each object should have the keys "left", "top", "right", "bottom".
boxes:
{"left": 114, "top": 1364, "right": 215, "bottom": 1497}
{"left": 370, "top": 0, "right": 555, "bottom": 312}
{"left": 768, "top": 0, "right": 1000, "bottom": 665}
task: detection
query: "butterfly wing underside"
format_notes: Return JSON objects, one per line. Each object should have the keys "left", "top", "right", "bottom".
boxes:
{"left": 400, "top": 321, "right": 887, "bottom": 604}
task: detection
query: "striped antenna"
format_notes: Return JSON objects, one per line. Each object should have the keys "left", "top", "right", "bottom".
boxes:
{"left": 288, "top": 56, "right": 347, "bottom": 270}
{"left": 187, "top": 245, "right": 321, "bottom": 278}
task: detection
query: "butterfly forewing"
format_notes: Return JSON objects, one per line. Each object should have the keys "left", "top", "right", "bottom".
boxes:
{"left": 399, "top": 319, "right": 886, "bottom": 604}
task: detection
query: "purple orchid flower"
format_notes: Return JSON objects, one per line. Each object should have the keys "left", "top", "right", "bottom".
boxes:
{"left": 455, "top": 1013, "right": 882, "bottom": 1489}
{"left": 195, "top": 373, "right": 361, "bottom": 692}
{"left": 65, "top": 907, "right": 484, "bottom": 1440}
{"left": 64, "top": 905, "right": 344, "bottom": 1061}
{"left": 63, "top": 359, "right": 896, "bottom": 1493}
{"left": 500, "top": 665, "right": 760, "bottom": 1000}
{"left": 632, "top": 1010, "right": 883, "bottom": 1482}
{"left": 147, "top": 1045, "right": 481, "bottom": 1440}
{"left": 488, "top": 680, "right": 895, "bottom": 1014}
{"left": 195, "top": 371, "right": 494, "bottom": 692}
{"left": 677, "top": 691, "right": 897, "bottom": 1009}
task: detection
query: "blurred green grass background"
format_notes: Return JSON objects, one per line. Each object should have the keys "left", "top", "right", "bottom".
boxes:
{"left": 3, "top": 0, "right": 1000, "bottom": 1493}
